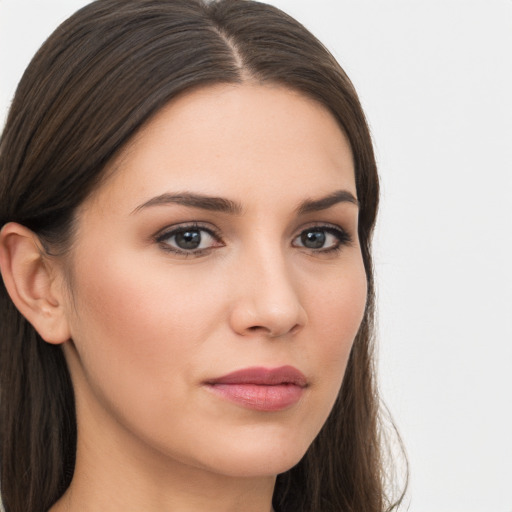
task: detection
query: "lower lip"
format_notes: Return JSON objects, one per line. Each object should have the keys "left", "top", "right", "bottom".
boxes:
{"left": 206, "top": 383, "right": 304, "bottom": 411}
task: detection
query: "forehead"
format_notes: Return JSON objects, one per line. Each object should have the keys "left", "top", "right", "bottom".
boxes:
{"left": 84, "top": 83, "right": 356, "bottom": 214}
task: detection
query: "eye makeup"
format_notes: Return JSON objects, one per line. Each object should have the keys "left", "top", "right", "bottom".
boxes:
{"left": 292, "top": 224, "right": 353, "bottom": 254}
{"left": 155, "top": 222, "right": 224, "bottom": 256}
{"left": 153, "top": 220, "right": 353, "bottom": 258}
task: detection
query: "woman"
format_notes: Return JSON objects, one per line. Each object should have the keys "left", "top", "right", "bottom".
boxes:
{"left": 0, "top": 1, "right": 405, "bottom": 511}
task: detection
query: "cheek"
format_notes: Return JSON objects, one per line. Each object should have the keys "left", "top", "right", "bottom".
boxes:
{"left": 66, "top": 252, "right": 224, "bottom": 404}
{"left": 302, "top": 260, "right": 367, "bottom": 419}
{"left": 308, "top": 263, "right": 367, "bottom": 359}
{"left": 65, "top": 252, "right": 236, "bottom": 465}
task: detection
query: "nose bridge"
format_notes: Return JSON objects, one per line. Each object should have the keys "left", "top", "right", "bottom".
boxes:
{"left": 229, "top": 234, "right": 307, "bottom": 337}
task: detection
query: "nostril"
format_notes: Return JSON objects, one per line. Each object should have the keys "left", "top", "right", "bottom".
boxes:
{"left": 245, "top": 323, "right": 301, "bottom": 338}
{"left": 289, "top": 324, "right": 301, "bottom": 336}
{"left": 247, "top": 325, "right": 268, "bottom": 333}
{"left": 229, "top": 292, "right": 308, "bottom": 338}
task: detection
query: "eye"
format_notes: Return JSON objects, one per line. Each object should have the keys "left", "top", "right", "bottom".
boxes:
{"left": 155, "top": 223, "right": 223, "bottom": 255}
{"left": 293, "top": 225, "right": 352, "bottom": 253}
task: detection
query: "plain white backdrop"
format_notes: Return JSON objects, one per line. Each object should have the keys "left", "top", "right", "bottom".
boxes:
{"left": 1, "top": 1, "right": 511, "bottom": 511}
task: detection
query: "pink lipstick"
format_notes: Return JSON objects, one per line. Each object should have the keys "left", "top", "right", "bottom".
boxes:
{"left": 204, "top": 366, "right": 307, "bottom": 412}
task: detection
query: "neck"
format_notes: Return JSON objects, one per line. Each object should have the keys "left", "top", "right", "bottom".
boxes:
{"left": 53, "top": 468, "right": 275, "bottom": 512}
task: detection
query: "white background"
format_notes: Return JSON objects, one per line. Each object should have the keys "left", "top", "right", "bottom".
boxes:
{"left": 1, "top": 1, "right": 511, "bottom": 511}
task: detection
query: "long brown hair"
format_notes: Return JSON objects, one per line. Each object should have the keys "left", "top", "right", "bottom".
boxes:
{"left": 0, "top": 1, "right": 405, "bottom": 511}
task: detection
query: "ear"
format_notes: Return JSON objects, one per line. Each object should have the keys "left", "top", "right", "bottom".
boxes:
{"left": 0, "top": 222, "right": 71, "bottom": 344}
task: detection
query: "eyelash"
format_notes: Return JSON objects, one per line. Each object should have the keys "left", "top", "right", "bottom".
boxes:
{"left": 293, "top": 224, "right": 353, "bottom": 254}
{"left": 155, "top": 222, "right": 223, "bottom": 257}
{"left": 154, "top": 222, "right": 353, "bottom": 257}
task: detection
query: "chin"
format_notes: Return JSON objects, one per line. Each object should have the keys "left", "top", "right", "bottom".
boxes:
{"left": 180, "top": 426, "right": 315, "bottom": 478}
{"left": 202, "top": 450, "right": 307, "bottom": 479}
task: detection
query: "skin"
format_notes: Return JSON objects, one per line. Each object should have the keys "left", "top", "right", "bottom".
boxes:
{"left": 2, "top": 84, "right": 367, "bottom": 512}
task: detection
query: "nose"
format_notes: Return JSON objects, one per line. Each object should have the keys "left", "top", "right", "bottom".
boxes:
{"left": 228, "top": 249, "right": 308, "bottom": 338}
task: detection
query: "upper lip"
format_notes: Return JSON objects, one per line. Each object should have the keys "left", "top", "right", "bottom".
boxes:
{"left": 205, "top": 365, "right": 307, "bottom": 387}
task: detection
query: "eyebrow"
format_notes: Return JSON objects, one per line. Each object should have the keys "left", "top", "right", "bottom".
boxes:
{"left": 132, "top": 192, "right": 243, "bottom": 215}
{"left": 131, "top": 189, "right": 358, "bottom": 216}
{"left": 296, "top": 190, "right": 359, "bottom": 214}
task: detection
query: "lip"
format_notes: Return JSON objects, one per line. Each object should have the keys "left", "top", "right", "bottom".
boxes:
{"left": 204, "top": 366, "right": 307, "bottom": 412}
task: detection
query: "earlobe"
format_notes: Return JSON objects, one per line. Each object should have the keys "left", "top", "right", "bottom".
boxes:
{"left": 0, "top": 222, "right": 71, "bottom": 344}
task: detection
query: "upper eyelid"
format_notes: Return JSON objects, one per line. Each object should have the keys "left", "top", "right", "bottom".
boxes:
{"left": 154, "top": 222, "right": 220, "bottom": 239}
{"left": 294, "top": 221, "right": 352, "bottom": 237}
{"left": 293, "top": 225, "right": 352, "bottom": 242}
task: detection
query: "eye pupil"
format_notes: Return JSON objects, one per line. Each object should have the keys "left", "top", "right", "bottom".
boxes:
{"left": 175, "top": 230, "right": 201, "bottom": 249}
{"left": 301, "top": 230, "right": 326, "bottom": 249}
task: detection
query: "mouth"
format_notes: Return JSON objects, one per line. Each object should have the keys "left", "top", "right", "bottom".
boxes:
{"left": 204, "top": 366, "right": 307, "bottom": 412}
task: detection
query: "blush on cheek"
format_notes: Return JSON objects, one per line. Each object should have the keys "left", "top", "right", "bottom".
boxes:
{"left": 70, "top": 255, "right": 213, "bottom": 385}
{"left": 312, "top": 275, "right": 367, "bottom": 373}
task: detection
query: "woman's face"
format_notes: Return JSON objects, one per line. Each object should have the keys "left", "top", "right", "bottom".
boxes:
{"left": 60, "top": 83, "right": 367, "bottom": 478}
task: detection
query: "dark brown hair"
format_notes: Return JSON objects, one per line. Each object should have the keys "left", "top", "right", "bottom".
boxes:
{"left": 0, "top": 1, "right": 405, "bottom": 511}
